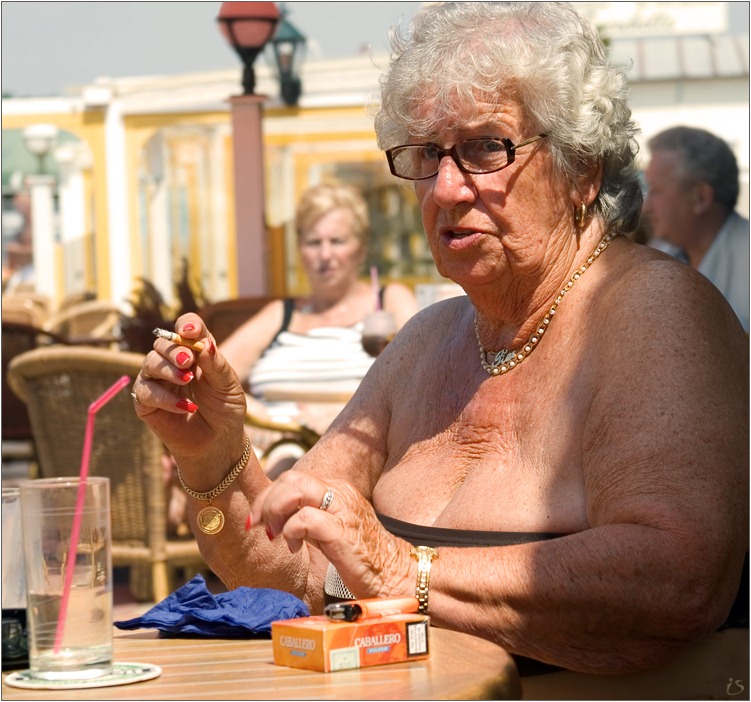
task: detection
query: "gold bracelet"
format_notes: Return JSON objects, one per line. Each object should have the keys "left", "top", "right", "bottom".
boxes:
{"left": 176, "top": 434, "right": 252, "bottom": 535}
{"left": 411, "top": 545, "right": 439, "bottom": 615}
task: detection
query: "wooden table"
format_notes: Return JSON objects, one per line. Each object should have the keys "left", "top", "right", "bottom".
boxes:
{"left": 2, "top": 626, "right": 520, "bottom": 700}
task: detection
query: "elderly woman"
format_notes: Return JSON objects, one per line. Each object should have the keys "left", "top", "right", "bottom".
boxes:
{"left": 133, "top": 2, "right": 747, "bottom": 678}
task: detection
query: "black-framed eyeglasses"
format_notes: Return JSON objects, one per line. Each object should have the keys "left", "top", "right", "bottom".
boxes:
{"left": 385, "top": 134, "right": 547, "bottom": 181}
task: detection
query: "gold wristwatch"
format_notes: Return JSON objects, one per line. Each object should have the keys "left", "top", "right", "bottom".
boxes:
{"left": 410, "top": 545, "right": 439, "bottom": 614}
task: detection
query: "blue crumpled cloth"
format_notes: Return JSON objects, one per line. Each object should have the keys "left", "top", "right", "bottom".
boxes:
{"left": 114, "top": 574, "right": 309, "bottom": 638}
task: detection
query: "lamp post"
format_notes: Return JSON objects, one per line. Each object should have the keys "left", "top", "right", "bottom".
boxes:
{"left": 217, "top": 1, "right": 280, "bottom": 297}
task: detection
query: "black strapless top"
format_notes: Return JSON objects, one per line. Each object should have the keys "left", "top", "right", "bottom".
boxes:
{"left": 377, "top": 513, "right": 565, "bottom": 547}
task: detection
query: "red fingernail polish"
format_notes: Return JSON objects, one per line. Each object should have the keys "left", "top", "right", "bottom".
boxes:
{"left": 175, "top": 369, "right": 194, "bottom": 383}
{"left": 245, "top": 514, "right": 252, "bottom": 531}
{"left": 182, "top": 324, "right": 196, "bottom": 332}
{"left": 208, "top": 339, "right": 216, "bottom": 358}
{"left": 176, "top": 351, "right": 191, "bottom": 365}
{"left": 176, "top": 398, "right": 198, "bottom": 413}
{"left": 266, "top": 526, "right": 274, "bottom": 540}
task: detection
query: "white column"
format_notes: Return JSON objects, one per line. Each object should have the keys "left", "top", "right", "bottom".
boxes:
{"left": 148, "top": 176, "right": 172, "bottom": 305}
{"left": 209, "top": 126, "right": 231, "bottom": 301}
{"left": 140, "top": 132, "right": 173, "bottom": 307}
{"left": 104, "top": 99, "right": 132, "bottom": 305}
{"left": 54, "top": 144, "right": 89, "bottom": 296}
{"left": 25, "top": 174, "right": 58, "bottom": 304}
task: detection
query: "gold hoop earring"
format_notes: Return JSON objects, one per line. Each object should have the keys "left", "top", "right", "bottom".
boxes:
{"left": 574, "top": 203, "right": 588, "bottom": 228}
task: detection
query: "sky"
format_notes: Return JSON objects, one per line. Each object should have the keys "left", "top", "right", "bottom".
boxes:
{"left": 1, "top": 1, "right": 422, "bottom": 97}
{"left": 2, "top": 2, "right": 749, "bottom": 98}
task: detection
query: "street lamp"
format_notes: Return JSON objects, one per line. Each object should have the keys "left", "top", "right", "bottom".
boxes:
{"left": 269, "top": 7, "right": 306, "bottom": 107}
{"left": 217, "top": 1, "right": 280, "bottom": 95}
{"left": 216, "top": 1, "right": 281, "bottom": 297}
{"left": 22, "top": 123, "right": 59, "bottom": 175}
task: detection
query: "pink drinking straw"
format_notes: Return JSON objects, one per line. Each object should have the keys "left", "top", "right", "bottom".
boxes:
{"left": 53, "top": 374, "right": 131, "bottom": 654}
{"left": 370, "top": 265, "right": 381, "bottom": 311}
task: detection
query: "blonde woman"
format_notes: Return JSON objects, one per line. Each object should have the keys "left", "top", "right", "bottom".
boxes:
{"left": 221, "top": 182, "right": 417, "bottom": 475}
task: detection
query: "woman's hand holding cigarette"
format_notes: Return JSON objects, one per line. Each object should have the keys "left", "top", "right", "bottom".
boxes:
{"left": 153, "top": 327, "right": 206, "bottom": 352}
{"left": 132, "top": 313, "right": 249, "bottom": 469}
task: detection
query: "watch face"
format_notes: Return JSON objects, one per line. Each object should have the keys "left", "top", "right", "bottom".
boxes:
{"left": 414, "top": 546, "right": 437, "bottom": 560}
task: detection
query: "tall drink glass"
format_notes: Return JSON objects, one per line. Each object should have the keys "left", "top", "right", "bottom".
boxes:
{"left": 361, "top": 310, "right": 397, "bottom": 357}
{"left": 19, "top": 477, "right": 113, "bottom": 680}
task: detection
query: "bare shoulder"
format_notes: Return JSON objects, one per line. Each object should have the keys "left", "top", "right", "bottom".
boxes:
{"left": 220, "top": 299, "right": 285, "bottom": 346}
{"left": 585, "top": 238, "right": 748, "bottom": 419}
{"left": 591, "top": 239, "right": 746, "bottom": 364}
{"left": 582, "top": 238, "right": 748, "bottom": 529}
{"left": 218, "top": 299, "right": 285, "bottom": 373}
{"left": 388, "top": 293, "right": 467, "bottom": 347}
{"left": 359, "top": 295, "right": 468, "bottom": 386}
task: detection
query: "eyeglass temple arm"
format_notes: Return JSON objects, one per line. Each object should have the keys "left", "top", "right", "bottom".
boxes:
{"left": 515, "top": 134, "right": 547, "bottom": 149}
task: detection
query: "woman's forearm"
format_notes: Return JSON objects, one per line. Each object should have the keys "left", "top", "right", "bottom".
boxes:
{"left": 426, "top": 526, "right": 739, "bottom": 673}
{"left": 178, "top": 451, "right": 317, "bottom": 598}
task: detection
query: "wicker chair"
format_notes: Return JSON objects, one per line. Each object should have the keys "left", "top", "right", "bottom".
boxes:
{"left": 1, "top": 322, "right": 69, "bottom": 466}
{"left": 43, "top": 299, "right": 122, "bottom": 344}
{"left": 7, "top": 345, "right": 207, "bottom": 602}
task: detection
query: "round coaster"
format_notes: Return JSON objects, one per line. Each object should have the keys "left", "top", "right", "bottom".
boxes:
{"left": 4, "top": 662, "right": 161, "bottom": 690}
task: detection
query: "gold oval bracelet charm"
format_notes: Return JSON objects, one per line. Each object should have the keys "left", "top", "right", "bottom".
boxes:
{"left": 197, "top": 505, "right": 225, "bottom": 535}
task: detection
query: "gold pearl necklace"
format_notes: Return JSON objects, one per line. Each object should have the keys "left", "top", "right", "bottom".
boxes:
{"left": 474, "top": 233, "right": 614, "bottom": 376}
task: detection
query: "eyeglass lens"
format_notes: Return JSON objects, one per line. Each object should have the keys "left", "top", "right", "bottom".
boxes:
{"left": 389, "top": 138, "right": 512, "bottom": 180}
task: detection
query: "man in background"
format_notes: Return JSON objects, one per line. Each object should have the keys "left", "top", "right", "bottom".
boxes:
{"left": 643, "top": 126, "right": 749, "bottom": 332}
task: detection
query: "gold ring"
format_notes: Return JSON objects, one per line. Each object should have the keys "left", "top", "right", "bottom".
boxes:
{"left": 319, "top": 488, "right": 334, "bottom": 511}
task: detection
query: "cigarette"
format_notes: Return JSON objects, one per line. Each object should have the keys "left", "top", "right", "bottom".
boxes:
{"left": 324, "top": 596, "right": 419, "bottom": 622}
{"left": 152, "top": 328, "right": 205, "bottom": 352}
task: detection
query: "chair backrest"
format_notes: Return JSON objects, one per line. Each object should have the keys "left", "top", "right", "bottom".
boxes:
{"left": 198, "top": 297, "right": 275, "bottom": 344}
{"left": 44, "top": 300, "right": 122, "bottom": 343}
{"left": 7, "top": 346, "right": 165, "bottom": 547}
{"left": 1, "top": 296, "right": 50, "bottom": 327}
{"left": 1, "top": 322, "right": 69, "bottom": 442}
{"left": 57, "top": 290, "right": 97, "bottom": 312}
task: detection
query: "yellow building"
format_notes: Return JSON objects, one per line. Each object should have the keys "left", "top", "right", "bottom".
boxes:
{"left": 2, "top": 54, "right": 430, "bottom": 311}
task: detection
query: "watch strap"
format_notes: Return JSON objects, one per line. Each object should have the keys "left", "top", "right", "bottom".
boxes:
{"left": 410, "top": 545, "right": 438, "bottom": 614}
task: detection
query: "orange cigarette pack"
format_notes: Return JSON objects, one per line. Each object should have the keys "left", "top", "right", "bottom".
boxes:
{"left": 272, "top": 613, "right": 430, "bottom": 672}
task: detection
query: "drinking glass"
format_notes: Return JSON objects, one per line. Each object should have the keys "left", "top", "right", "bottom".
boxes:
{"left": 361, "top": 310, "right": 397, "bottom": 357}
{"left": 19, "top": 477, "right": 113, "bottom": 680}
